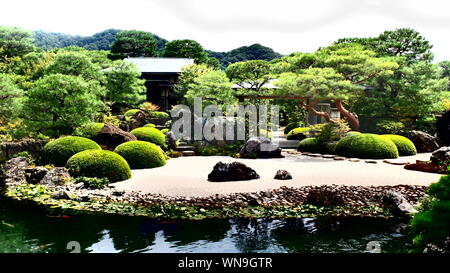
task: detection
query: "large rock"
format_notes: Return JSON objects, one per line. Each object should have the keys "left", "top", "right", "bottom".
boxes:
{"left": 239, "top": 137, "right": 283, "bottom": 159}
{"left": 0, "top": 139, "right": 47, "bottom": 161}
{"left": 165, "top": 131, "right": 177, "bottom": 151}
{"left": 129, "top": 110, "right": 147, "bottom": 131}
{"left": 431, "top": 146, "right": 450, "bottom": 164}
{"left": 381, "top": 191, "right": 417, "bottom": 217}
{"left": 437, "top": 110, "right": 450, "bottom": 146}
{"left": 25, "top": 167, "right": 48, "bottom": 184}
{"left": 39, "top": 167, "right": 71, "bottom": 187}
{"left": 274, "top": 170, "right": 292, "bottom": 180}
{"left": 404, "top": 160, "right": 448, "bottom": 174}
{"left": 405, "top": 130, "right": 439, "bottom": 153}
{"left": 208, "top": 161, "right": 260, "bottom": 182}
{"left": 2, "top": 157, "right": 29, "bottom": 186}
{"left": 93, "top": 123, "right": 137, "bottom": 149}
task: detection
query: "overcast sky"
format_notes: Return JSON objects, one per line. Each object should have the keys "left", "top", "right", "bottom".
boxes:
{"left": 2, "top": 0, "right": 450, "bottom": 61}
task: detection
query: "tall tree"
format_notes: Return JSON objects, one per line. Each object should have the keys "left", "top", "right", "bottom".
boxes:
{"left": 0, "top": 26, "right": 36, "bottom": 63}
{"left": 225, "top": 60, "right": 272, "bottom": 93}
{"left": 185, "top": 70, "right": 236, "bottom": 106}
{"left": 0, "top": 74, "right": 24, "bottom": 123}
{"left": 21, "top": 74, "right": 105, "bottom": 137}
{"left": 163, "top": 39, "right": 208, "bottom": 63}
{"left": 44, "top": 51, "right": 103, "bottom": 81}
{"left": 109, "top": 30, "right": 157, "bottom": 59}
{"left": 174, "top": 64, "right": 214, "bottom": 102}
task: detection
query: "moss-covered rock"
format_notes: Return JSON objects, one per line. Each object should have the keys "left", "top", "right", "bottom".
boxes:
{"left": 66, "top": 149, "right": 131, "bottom": 183}
{"left": 130, "top": 127, "right": 166, "bottom": 147}
{"left": 287, "top": 127, "right": 310, "bottom": 140}
{"left": 297, "top": 137, "right": 324, "bottom": 153}
{"left": 382, "top": 134, "right": 417, "bottom": 156}
{"left": 335, "top": 133, "right": 399, "bottom": 159}
{"left": 42, "top": 136, "right": 101, "bottom": 166}
{"left": 114, "top": 141, "right": 166, "bottom": 169}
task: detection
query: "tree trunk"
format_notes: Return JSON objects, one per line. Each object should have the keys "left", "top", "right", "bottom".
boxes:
{"left": 299, "top": 99, "right": 336, "bottom": 124}
{"left": 334, "top": 99, "right": 360, "bottom": 130}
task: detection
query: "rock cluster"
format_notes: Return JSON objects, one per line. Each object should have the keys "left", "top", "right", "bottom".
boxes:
{"left": 430, "top": 146, "right": 450, "bottom": 165}
{"left": 93, "top": 123, "right": 137, "bottom": 149}
{"left": 274, "top": 170, "right": 292, "bottom": 180}
{"left": 239, "top": 137, "right": 283, "bottom": 158}
{"left": 208, "top": 162, "right": 260, "bottom": 182}
{"left": 405, "top": 130, "right": 439, "bottom": 153}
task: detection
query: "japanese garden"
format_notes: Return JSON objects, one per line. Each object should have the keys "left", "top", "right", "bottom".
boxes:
{"left": 1, "top": 24, "right": 450, "bottom": 254}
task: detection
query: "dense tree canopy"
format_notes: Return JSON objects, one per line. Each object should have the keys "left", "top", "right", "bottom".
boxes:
{"left": 225, "top": 60, "right": 272, "bottom": 93}
{"left": 109, "top": 30, "right": 158, "bottom": 59}
{"left": 163, "top": 39, "right": 208, "bottom": 63}
{"left": 208, "top": 44, "right": 282, "bottom": 68}
{"left": 0, "top": 74, "right": 23, "bottom": 123}
{"left": 0, "top": 26, "right": 36, "bottom": 63}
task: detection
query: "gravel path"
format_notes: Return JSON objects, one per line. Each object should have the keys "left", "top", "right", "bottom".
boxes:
{"left": 112, "top": 153, "right": 442, "bottom": 198}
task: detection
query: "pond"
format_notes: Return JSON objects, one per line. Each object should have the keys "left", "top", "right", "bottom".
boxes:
{"left": 0, "top": 198, "right": 411, "bottom": 253}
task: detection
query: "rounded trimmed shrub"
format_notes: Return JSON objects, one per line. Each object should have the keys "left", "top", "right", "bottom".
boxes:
{"left": 284, "top": 121, "right": 305, "bottom": 134}
{"left": 287, "top": 127, "right": 310, "bottom": 140}
{"left": 143, "top": 123, "right": 156, "bottom": 128}
{"left": 335, "top": 133, "right": 399, "bottom": 159}
{"left": 78, "top": 122, "right": 104, "bottom": 138}
{"left": 149, "top": 111, "right": 170, "bottom": 119}
{"left": 66, "top": 149, "right": 131, "bottom": 183}
{"left": 124, "top": 109, "right": 141, "bottom": 117}
{"left": 114, "top": 141, "right": 166, "bottom": 169}
{"left": 346, "top": 131, "right": 362, "bottom": 136}
{"left": 42, "top": 136, "right": 101, "bottom": 166}
{"left": 130, "top": 127, "right": 166, "bottom": 147}
{"left": 297, "top": 137, "right": 324, "bottom": 153}
{"left": 382, "top": 134, "right": 417, "bottom": 156}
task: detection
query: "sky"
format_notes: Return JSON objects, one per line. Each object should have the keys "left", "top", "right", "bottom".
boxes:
{"left": 2, "top": 0, "right": 450, "bottom": 61}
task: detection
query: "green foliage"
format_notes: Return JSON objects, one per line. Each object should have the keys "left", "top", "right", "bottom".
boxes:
{"left": 75, "top": 122, "right": 104, "bottom": 138}
{"left": 0, "top": 73, "right": 24, "bottom": 123}
{"left": 381, "top": 134, "right": 417, "bottom": 156}
{"left": 346, "top": 131, "right": 362, "bottom": 136}
{"left": 314, "top": 120, "right": 350, "bottom": 142}
{"left": 184, "top": 70, "right": 237, "bottom": 106}
{"left": 109, "top": 30, "right": 157, "bottom": 59}
{"left": 130, "top": 127, "right": 166, "bottom": 147}
{"left": 173, "top": 64, "right": 214, "bottom": 101}
{"left": 284, "top": 121, "right": 306, "bottom": 134}
{"left": 163, "top": 39, "right": 208, "bottom": 63}
{"left": 286, "top": 127, "right": 310, "bottom": 140}
{"left": 149, "top": 111, "right": 170, "bottom": 119}
{"left": 42, "top": 136, "right": 101, "bottom": 166}
{"left": 11, "top": 151, "right": 34, "bottom": 165}
{"left": 114, "top": 140, "right": 166, "bottom": 169}
{"left": 334, "top": 133, "right": 399, "bottom": 159}
{"left": 124, "top": 109, "right": 141, "bottom": 117}
{"left": 66, "top": 149, "right": 131, "bottom": 183}
{"left": 410, "top": 175, "right": 450, "bottom": 252}
{"left": 144, "top": 123, "right": 156, "bottom": 128}
{"left": 375, "top": 120, "right": 407, "bottom": 135}
{"left": 208, "top": 44, "right": 282, "bottom": 68}
{"left": 0, "top": 26, "right": 35, "bottom": 69}
{"left": 74, "top": 176, "right": 109, "bottom": 189}
{"left": 297, "top": 137, "right": 324, "bottom": 153}
{"left": 21, "top": 74, "right": 105, "bottom": 137}
{"left": 225, "top": 60, "right": 271, "bottom": 93}
{"left": 104, "top": 61, "right": 146, "bottom": 107}
{"left": 44, "top": 52, "right": 103, "bottom": 81}
{"left": 196, "top": 143, "right": 243, "bottom": 157}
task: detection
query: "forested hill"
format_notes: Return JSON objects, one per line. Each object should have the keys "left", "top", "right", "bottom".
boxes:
{"left": 32, "top": 29, "right": 283, "bottom": 67}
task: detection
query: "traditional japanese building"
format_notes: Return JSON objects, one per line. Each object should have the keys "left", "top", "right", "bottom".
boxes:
{"left": 125, "top": 57, "right": 194, "bottom": 111}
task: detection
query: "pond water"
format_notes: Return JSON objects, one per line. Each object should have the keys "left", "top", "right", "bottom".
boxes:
{"left": 0, "top": 198, "right": 411, "bottom": 253}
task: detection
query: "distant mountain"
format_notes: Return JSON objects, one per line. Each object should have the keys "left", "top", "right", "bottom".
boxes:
{"left": 32, "top": 30, "right": 283, "bottom": 67}
{"left": 33, "top": 29, "right": 168, "bottom": 52}
{"left": 207, "top": 44, "right": 283, "bottom": 67}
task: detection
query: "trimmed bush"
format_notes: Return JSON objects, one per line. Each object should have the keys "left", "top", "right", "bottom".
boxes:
{"left": 297, "top": 137, "right": 324, "bottom": 153}
{"left": 66, "top": 149, "right": 131, "bottom": 183}
{"left": 287, "top": 127, "right": 310, "bottom": 140}
{"left": 382, "top": 134, "right": 417, "bottom": 156}
{"left": 77, "top": 122, "right": 104, "bottom": 138}
{"left": 124, "top": 109, "right": 141, "bottom": 117}
{"left": 335, "top": 133, "right": 399, "bottom": 159}
{"left": 143, "top": 123, "right": 156, "bottom": 128}
{"left": 114, "top": 141, "right": 166, "bottom": 169}
{"left": 376, "top": 120, "right": 406, "bottom": 135}
{"left": 130, "top": 127, "right": 166, "bottom": 147}
{"left": 149, "top": 111, "right": 170, "bottom": 119}
{"left": 284, "top": 121, "right": 305, "bottom": 134}
{"left": 346, "top": 131, "right": 362, "bottom": 136}
{"left": 42, "top": 136, "right": 101, "bottom": 166}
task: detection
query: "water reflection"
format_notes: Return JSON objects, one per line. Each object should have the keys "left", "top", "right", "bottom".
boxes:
{"left": 0, "top": 199, "right": 409, "bottom": 253}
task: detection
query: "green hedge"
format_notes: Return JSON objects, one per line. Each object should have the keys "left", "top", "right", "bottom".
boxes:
{"left": 130, "top": 127, "right": 166, "bottom": 147}
{"left": 382, "top": 134, "right": 417, "bottom": 156}
{"left": 42, "top": 136, "right": 101, "bottom": 166}
{"left": 284, "top": 121, "right": 305, "bottom": 134}
{"left": 287, "top": 127, "right": 310, "bottom": 140}
{"left": 114, "top": 141, "right": 166, "bottom": 169}
{"left": 66, "top": 149, "right": 131, "bottom": 183}
{"left": 297, "top": 137, "right": 324, "bottom": 153}
{"left": 334, "top": 133, "right": 399, "bottom": 159}
{"left": 149, "top": 111, "right": 170, "bottom": 119}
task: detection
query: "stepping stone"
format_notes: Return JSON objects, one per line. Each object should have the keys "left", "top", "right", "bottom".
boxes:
{"left": 182, "top": 151, "right": 196, "bottom": 156}
{"left": 309, "top": 153, "right": 322, "bottom": 157}
{"left": 348, "top": 158, "right": 360, "bottom": 162}
{"left": 177, "top": 145, "right": 196, "bottom": 152}
{"left": 383, "top": 160, "right": 409, "bottom": 165}
{"left": 365, "top": 160, "right": 378, "bottom": 164}
{"left": 322, "top": 154, "right": 335, "bottom": 159}
{"left": 333, "top": 156, "right": 346, "bottom": 161}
